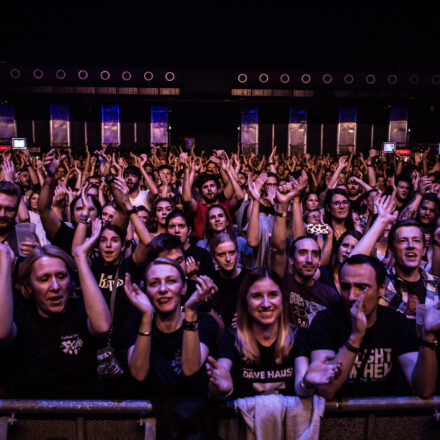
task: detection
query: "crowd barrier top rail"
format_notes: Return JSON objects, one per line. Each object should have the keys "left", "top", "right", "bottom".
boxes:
{"left": 0, "top": 396, "right": 439, "bottom": 414}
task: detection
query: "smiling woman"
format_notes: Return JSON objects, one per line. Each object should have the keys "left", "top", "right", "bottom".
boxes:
{"left": 206, "top": 267, "right": 341, "bottom": 399}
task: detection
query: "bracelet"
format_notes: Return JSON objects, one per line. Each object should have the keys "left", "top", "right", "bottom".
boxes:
{"left": 126, "top": 207, "right": 138, "bottom": 216}
{"left": 418, "top": 337, "right": 439, "bottom": 350}
{"left": 79, "top": 214, "right": 91, "bottom": 224}
{"left": 138, "top": 330, "right": 152, "bottom": 337}
{"left": 267, "top": 162, "right": 275, "bottom": 165}
{"left": 366, "top": 164, "right": 374, "bottom": 167}
{"left": 345, "top": 341, "right": 363, "bottom": 355}
{"left": 301, "top": 377, "right": 315, "bottom": 390}
{"left": 182, "top": 319, "right": 199, "bottom": 331}
{"left": 274, "top": 211, "right": 287, "bottom": 218}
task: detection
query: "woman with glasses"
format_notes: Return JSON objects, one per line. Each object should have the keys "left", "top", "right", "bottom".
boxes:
{"left": 323, "top": 189, "right": 355, "bottom": 243}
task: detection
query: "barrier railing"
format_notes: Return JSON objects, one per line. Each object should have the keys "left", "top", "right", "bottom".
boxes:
{"left": 0, "top": 397, "right": 439, "bottom": 439}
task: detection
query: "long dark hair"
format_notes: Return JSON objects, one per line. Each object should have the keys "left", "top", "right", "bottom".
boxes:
{"left": 146, "top": 197, "right": 175, "bottom": 233}
{"left": 324, "top": 188, "right": 355, "bottom": 230}
{"left": 204, "top": 204, "right": 234, "bottom": 241}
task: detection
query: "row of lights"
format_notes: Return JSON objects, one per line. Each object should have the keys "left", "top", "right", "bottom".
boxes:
{"left": 9, "top": 69, "right": 176, "bottom": 82}
{"left": 237, "top": 73, "right": 440, "bottom": 86}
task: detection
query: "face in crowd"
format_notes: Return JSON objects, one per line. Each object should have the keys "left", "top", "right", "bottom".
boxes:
{"left": 158, "top": 247, "right": 187, "bottom": 274}
{"left": 101, "top": 205, "right": 116, "bottom": 227}
{"left": 145, "top": 262, "right": 187, "bottom": 315}
{"left": 328, "top": 193, "right": 350, "bottom": 221}
{"left": 213, "top": 240, "right": 238, "bottom": 274}
{"left": 337, "top": 234, "right": 359, "bottom": 265}
{"left": 99, "top": 228, "right": 124, "bottom": 264}
{"left": 305, "top": 193, "right": 319, "bottom": 212}
{"left": 340, "top": 262, "right": 384, "bottom": 322}
{"left": 418, "top": 200, "right": 438, "bottom": 227}
{"left": 124, "top": 172, "right": 140, "bottom": 193}
{"left": 73, "top": 197, "right": 99, "bottom": 224}
{"left": 306, "top": 210, "right": 321, "bottom": 225}
{"left": 29, "top": 192, "right": 40, "bottom": 212}
{"left": 18, "top": 170, "right": 31, "bottom": 189}
{"left": 246, "top": 277, "right": 283, "bottom": 328}
{"left": 0, "top": 193, "right": 19, "bottom": 234}
{"left": 347, "top": 176, "right": 361, "bottom": 197}
{"left": 396, "top": 180, "right": 410, "bottom": 201}
{"left": 290, "top": 237, "right": 321, "bottom": 282}
{"left": 391, "top": 225, "right": 425, "bottom": 272}
{"left": 263, "top": 175, "right": 278, "bottom": 197}
{"left": 200, "top": 179, "right": 219, "bottom": 203}
{"left": 27, "top": 256, "right": 71, "bottom": 318}
{"left": 167, "top": 215, "right": 191, "bottom": 247}
{"left": 155, "top": 201, "right": 173, "bottom": 227}
{"left": 207, "top": 206, "right": 228, "bottom": 233}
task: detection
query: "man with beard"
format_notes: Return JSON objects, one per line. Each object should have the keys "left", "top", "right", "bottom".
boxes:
{"left": 0, "top": 181, "right": 21, "bottom": 256}
{"left": 351, "top": 198, "right": 440, "bottom": 318}
{"left": 183, "top": 164, "right": 243, "bottom": 240}
{"left": 346, "top": 174, "right": 363, "bottom": 202}
{"left": 271, "top": 180, "right": 339, "bottom": 328}
{"left": 123, "top": 166, "right": 153, "bottom": 211}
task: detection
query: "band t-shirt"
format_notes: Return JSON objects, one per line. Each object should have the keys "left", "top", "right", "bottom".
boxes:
{"left": 308, "top": 302, "right": 418, "bottom": 397}
{"left": 282, "top": 270, "right": 340, "bottom": 328}
{"left": 3, "top": 297, "right": 99, "bottom": 398}
{"left": 218, "top": 327, "right": 308, "bottom": 398}
{"left": 127, "top": 313, "right": 218, "bottom": 398}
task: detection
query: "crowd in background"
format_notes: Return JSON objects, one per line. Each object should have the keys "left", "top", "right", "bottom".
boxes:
{"left": 0, "top": 143, "right": 439, "bottom": 438}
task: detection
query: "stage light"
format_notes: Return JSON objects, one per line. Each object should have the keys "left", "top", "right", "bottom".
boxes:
{"left": 144, "top": 71, "right": 154, "bottom": 81}
{"left": 122, "top": 71, "right": 132, "bottom": 81}
{"left": 165, "top": 72, "right": 175, "bottom": 82}
{"left": 322, "top": 74, "right": 333, "bottom": 84}
{"left": 100, "top": 70, "right": 110, "bottom": 80}
{"left": 237, "top": 73, "right": 248, "bottom": 83}
{"left": 258, "top": 73, "right": 269, "bottom": 83}
{"left": 301, "top": 74, "right": 311, "bottom": 84}
{"left": 432, "top": 74, "right": 440, "bottom": 85}
{"left": 10, "top": 68, "right": 21, "bottom": 79}
{"left": 56, "top": 70, "right": 66, "bottom": 80}
{"left": 365, "top": 74, "right": 376, "bottom": 84}
{"left": 387, "top": 74, "right": 398, "bottom": 85}
{"left": 78, "top": 70, "right": 88, "bottom": 80}
{"left": 409, "top": 74, "right": 420, "bottom": 85}
{"left": 280, "top": 74, "right": 290, "bottom": 84}
{"left": 33, "top": 69, "right": 44, "bottom": 79}
{"left": 344, "top": 74, "right": 354, "bottom": 84}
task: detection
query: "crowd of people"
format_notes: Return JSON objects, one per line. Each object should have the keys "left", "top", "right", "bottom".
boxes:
{"left": 0, "top": 143, "right": 439, "bottom": 438}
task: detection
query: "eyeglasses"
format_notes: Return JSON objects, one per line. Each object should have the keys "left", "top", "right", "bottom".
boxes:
{"left": 331, "top": 200, "right": 349, "bottom": 207}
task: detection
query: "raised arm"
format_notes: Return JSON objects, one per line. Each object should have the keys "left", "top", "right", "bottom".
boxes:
{"left": 327, "top": 155, "right": 348, "bottom": 189}
{"left": 125, "top": 273, "right": 155, "bottom": 381}
{"left": 246, "top": 174, "right": 263, "bottom": 247}
{"left": 73, "top": 219, "right": 111, "bottom": 336}
{"left": 350, "top": 195, "right": 397, "bottom": 257}
{"left": 398, "top": 176, "right": 430, "bottom": 220}
{"left": 182, "top": 276, "right": 218, "bottom": 376}
{"left": 182, "top": 159, "right": 198, "bottom": 212}
{"left": 38, "top": 149, "right": 66, "bottom": 238}
{"left": 139, "top": 154, "right": 158, "bottom": 197}
{"left": 71, "top": 184, "right": 93, "bottom": 254}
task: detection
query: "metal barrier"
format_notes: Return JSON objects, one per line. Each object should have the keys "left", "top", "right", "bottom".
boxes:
{"left": 0, "top": 397, "right": 439, "bottom": 440}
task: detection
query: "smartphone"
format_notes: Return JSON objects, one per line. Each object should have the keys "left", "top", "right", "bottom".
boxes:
{"left": 382, "top": 142, "right": 395, "bottom": 153}
{"left": 12, "top": 138, "right": 27, "bottom": 149}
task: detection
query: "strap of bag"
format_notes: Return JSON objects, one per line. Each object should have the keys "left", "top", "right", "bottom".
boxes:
{"left": 106, "top": 263, "right": 121, "bottom": 348}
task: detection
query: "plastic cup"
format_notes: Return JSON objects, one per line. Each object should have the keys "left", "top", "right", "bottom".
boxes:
{"left": 415, "top": 304, "right": 427, "bottom": 337}
{"left": 15, "top": 223, "right": 36, "bottom": 257}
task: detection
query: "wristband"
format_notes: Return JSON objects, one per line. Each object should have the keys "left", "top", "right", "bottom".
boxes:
{"left": 267, "top": 162, "right": 275, "bottom": 165}
{"left": 274, "top": 211, "right": 287, "bottom": 218}
{"left": 126, "top": 207, "right": 138, "bottom": 216}
{"left": 345, "top": 341, "right": 363, "bottom": 355}
{"left": 418, "top": 337, "right": 439, "bottom": 350}
{"left": 182, "top": 319, "right": 199, "bottom": 331}
{"left": 79, "top": 214, "right": 91, "bottom": 224}
{"left": 138, "top": 330, "right": 152, "bottom": 336}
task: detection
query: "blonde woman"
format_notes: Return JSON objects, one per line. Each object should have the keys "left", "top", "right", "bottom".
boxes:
{"left": 206, "top": 267, "right": 340, "bottom": 398}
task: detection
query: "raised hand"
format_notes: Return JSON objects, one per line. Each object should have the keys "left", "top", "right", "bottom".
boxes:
{"left": 73, "top": 218, "right": 102, "bottom": 258}
{"left": 248, "top": 176, "right": 261, "bottom": 201}
{"left": 94, "top": 149, "right": 111, "bottom": 177}
{"left": 375, "top": 194, "right": 398, "bottom": 225}
{"left": 417, "top": 176, "right": 431, "bottom": 195}
{"left": 338, "top": 155, "right": 349, "bottom": 169}
{"left": 265, "top": 185, "right": 276, "bottom": 206}
{"left": 254, "top": 172, "right": 268, "bottom": 192}
{"left": 124, "top": 273, "right": 154, "bottom": 316}
{"left": 350, "top": 290, "right": 367, "bottom": 339}
{"left": 304, "top": 354, "right": 342, "bottom": 385}
{"left": 184, "top": 275, "right": 218, "bottom": 312}
{"left": 44, "top": 149, "right": 66, "bottom": 177}
{"left": 80, "top": 183, "right": 94, "bottom": 214}
{"left": 140, "top": 153, "right": 149, "bottom": 168}
{"left": 186, "top": 256, "right": 200, "bottom": 277}
{"left": 113, "top": 176, "right": 132, "bottom": 210}
{"left": 205, "top": 356, "right": 233, "bottom": 395}
{"left": 1, "top": 159, "right": 17, "bottom": 183}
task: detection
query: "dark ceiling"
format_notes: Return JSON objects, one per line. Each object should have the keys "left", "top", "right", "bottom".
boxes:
{"left": 1, "top": 2, "right": 439, "bottom": 69}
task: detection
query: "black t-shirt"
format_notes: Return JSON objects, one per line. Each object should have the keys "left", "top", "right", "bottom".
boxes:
{"left": 90, "top": 255, "right": 142, "bottom": 367}
{"left": 212, "top": 268, "right": 250, "bottom": 329}
{"left": 318, "top": 265, "right": 339, "bottom": 293}
{"left": 308, "top": 301, "right": 418, "bottom": 397}
{"left": 184, "top": 244, "right": 216, "bottom": 280}
{"left": 3, "top": 297, "right": 99, "bottom": 398}
{"left": 127, "top": 313, "right": 218, "bottom": 399}
{"left": 218, "top": 327, "right": 308, "bottom": 398}
{"left": 51, "top": 221, "right": 75, "bottom": 254}
{"left": 282, "top": 270, "right": 340, "bottom": 328}
{"left": 403, "top": 277, "right": 426, "bottom": 315}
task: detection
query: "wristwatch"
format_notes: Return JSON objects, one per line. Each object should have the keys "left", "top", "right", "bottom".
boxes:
{"left": 126, "top": 206, "right": 138, "bottom": 216}
{"left": 274, "top": 211, "right": 287, "bottom": 218}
